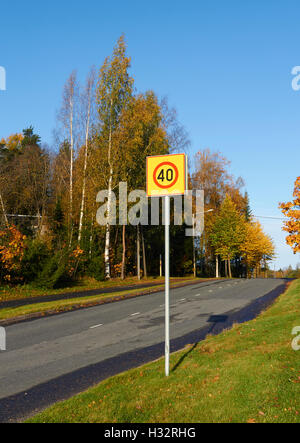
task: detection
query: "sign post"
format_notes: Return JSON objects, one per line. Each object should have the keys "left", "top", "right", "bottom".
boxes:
{"left": 164, "top": 195, "right": 170, "bottom": 376}
{"left": 146, "top": 153, "right": 187, "bottom": 377}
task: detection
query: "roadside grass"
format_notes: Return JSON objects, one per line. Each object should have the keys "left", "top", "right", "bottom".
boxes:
{"left": 0, "top": 286, "right": 165, "bottom": 321}
{"left": 0, "top": 277, "right": 204, "bottom": 322}
{"left": 0, "top": 276, "right": 200, "bottom": 303}
{"left": 27, "top": 279, "right": 300, "bottom": 423}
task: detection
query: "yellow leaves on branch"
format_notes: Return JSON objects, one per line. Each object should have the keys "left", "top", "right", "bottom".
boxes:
{"left": 241, "top": 220, "right": 275, "bottom": 270}
{"left": 0, "top": 226, "right": 26, "bottom": 281}
{"left": 279, "top": 176, "right": 300, "bottom": 254}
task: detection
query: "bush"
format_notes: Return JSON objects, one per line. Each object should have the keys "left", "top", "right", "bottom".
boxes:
{"left": 0, "top": 226, "right": 26, "bottom": 283}
{"left": 21, "top": 239, "right": 50, "bottom": 283}
{"left": 86, "top": 255, "right": 105, "bottom": 281}
{"left": 35, "top": 251, "right": 72, "bottom": 289}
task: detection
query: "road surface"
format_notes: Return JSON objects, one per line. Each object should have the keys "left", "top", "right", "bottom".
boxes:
{"left": 0, "top": 278, "right": 287, "bottom": 422}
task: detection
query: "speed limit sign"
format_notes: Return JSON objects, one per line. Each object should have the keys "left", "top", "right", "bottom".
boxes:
{"left": 146, "top": 153, "right": 188, "bottom": 376}
{"left": 146, "top": 153, "right": 187, "bottom": 197}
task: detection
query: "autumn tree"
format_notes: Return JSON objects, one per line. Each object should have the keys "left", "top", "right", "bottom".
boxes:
{"left": 115, "top": 91, "right": 169, "bottom": 278}
{"left": 57, "top": 71, "right": 79, "bottom": 246}
{"left": 210, "top": 195, "right": 246, "bottom": 278}
{"left": 96, "top": 35, "right": 134, "bottom": 278}
{"left": 279, "top": 176, "right": 300, "bottom": 254}
{"left": 240, "top": 220, "right": 275, "bottom": 278}
{"left": 77, "top": 67, "right": 97, "bottom": 244}
{"left": 192, "top": 148, "right": 246, "bottom": 276}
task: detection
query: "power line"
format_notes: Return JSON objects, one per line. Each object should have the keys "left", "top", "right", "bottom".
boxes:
{"left": 253, "top": 215, "right": 286, "bottom": 221}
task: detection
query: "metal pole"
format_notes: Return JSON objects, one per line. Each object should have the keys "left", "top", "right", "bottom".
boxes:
{"left": 165, "top": 195, "right": 170, "bottom": 376}
{"left": 137, "top": 224, "right": 140, "bottom": 280}
{"left": 192, "top": 213, "right": 196, "bottom": 278}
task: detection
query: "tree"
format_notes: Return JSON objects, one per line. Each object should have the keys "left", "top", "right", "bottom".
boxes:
{"left": 21, "top": 126, "right": 41, "bottom": 148}
{"left": 210, "top": 195, "right": 246, "bottom": 278}
{"left": 192, "top": 149, "right": 246, "bottom": 277}
{"left": 78, "top": 67, "right": 96, "bottom": 244}
{"left": 241, "top": 220, "right": 275, "bottom": 277}
{"left": 96, "top": 35, "right": 134, "bottom": 278}
{"left": 279, "top": 176, "right": 300, "bottom": 254}
{"left": 115, "top": 91, "right": 169, "bottom": 279}
{"left": 57, "top": 71, "right": 79, "bottom": 246}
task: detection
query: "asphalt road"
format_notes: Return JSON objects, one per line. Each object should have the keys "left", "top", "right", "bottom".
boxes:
{"left": 0, "top": 278, "right": 287, "bottom": 422}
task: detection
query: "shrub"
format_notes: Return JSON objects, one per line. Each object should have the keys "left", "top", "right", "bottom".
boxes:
{"left": 0, "top": 226, "right": 26, "bottom": 283}
{"left": 35, "top": 251, "right": 72, "bottom": 289}
{"left": 21, "top": 239, "right": 50, "bottom": 283}
{"left": 35, "top": 246, "right": 85, "bottom": 289}
{"left": 86, "top": 255, "right": 105, "bottom": 281}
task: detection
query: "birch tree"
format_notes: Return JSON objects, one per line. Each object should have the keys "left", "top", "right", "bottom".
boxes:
{"left": 78, "top": 67, "right": 96, "bottom": 244}
{"left": 96, "top": 35, "right": 133, "bottom": 279}
{"left": 57, "top": 71, "right": 79, "bottom": 247}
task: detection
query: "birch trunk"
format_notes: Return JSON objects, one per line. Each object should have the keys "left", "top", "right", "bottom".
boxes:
{"left": 78, "top": 107, "right": 90, "bottom": 243}
{"left": 215, "top": 255, "right": 219, "bottom": 278}
{"left": 104, "top": 121, "right": 113, "bottom": 279}
{"left": 0, "top": 191, "right": 8, "bottom": 227}
{"left": 69, "top": 93, "right": 74, "bottom": 248}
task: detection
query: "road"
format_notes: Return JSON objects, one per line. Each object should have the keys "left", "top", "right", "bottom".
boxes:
{"left": 0, "top": 278, "right": 287, "bottom": 422}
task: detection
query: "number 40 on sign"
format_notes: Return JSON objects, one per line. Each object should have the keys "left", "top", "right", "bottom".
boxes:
{"left": 146, "top": 153, "right": 187, "bottom": 197}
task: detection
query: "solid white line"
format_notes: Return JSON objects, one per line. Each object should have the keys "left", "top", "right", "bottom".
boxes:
{"left": 89, "top": 324, "right": 103, "bottom": 329}
{"left": 131, "top": 312, "right": 140, "bottom": 316}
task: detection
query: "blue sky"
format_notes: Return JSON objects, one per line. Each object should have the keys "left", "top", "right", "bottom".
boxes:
{"left": 1, "top": 0, "right": 299, "bottom": 269}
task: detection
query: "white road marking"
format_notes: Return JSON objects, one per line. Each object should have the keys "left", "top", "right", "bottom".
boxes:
{"left": 89, "top": 324, "right": 103, "bottom": 329}
{"left": 180, "top": 298, "right": 186, "bottom": 301}
{"left": 131, "top": 312, "right": 140, "bottom": 316}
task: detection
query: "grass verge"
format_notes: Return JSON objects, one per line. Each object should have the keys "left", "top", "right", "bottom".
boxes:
{"left": 0, "top": 278, "right": 203, "bottom": 323}
{"left": 0, "top": 276, "right": 199, "bottom": 303}
{"left": 0, "top": 276, "right": 166, "bottom": 302}
{"left": 27, "top": 279, "right": 300, "bottom": 423}
{"left": 0, "top": 286, "right": 164, "bottom": 322}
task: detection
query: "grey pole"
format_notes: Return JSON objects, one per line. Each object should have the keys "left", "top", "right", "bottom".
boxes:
{"left": 165, "top": 195, "right": 170, "bottom": 376}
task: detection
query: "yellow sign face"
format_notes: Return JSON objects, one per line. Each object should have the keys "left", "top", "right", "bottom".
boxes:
{"left": 146, "top": 153, "right": 187, "bottom": 197}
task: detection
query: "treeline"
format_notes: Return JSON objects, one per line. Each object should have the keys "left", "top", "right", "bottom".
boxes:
{"left": 0, "top": 36, "right": 275, "bottom": 288}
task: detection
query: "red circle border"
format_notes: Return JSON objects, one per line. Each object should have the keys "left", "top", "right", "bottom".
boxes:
{"left": 153, "top": 161, "right": 179, "bottom": 189}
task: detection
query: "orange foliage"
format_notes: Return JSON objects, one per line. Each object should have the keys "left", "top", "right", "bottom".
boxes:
{"left": 0, "top": 226, "right": 26, "bottom": 281}
{"left": 279, "top": 176, "right": 300, "bottom": 254}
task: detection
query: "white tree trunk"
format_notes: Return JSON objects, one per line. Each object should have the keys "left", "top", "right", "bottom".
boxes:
{"left": 0, "top": 191, "right": 8, "bottom": 227}
{"left": 69, "top": 94, "right": 74, "bottom": 248}
{"left": 104, "top": 102, "right": 113, "bottom": 279}
{"left": 216, "top": 255, "right": 219, "bottom": 278}
{"left": 78, "top": 110, "right": 90, "bottom": 243}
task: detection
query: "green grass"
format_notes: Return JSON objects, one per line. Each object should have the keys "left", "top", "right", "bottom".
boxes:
{"left": 0, "top": 287, "right": 160, "bottom": 321}
{"left": 0, "top": 278, "right": 203, "bottom": 322}
{"left": 0, "top": 276, "right": 199, "bottom": 303}
{"left": 27, "top": 279, "right": 300, "bottom": 423}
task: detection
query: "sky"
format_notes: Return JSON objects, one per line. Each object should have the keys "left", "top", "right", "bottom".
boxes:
{"left": 0, "top": 0, "right": 299, "bottom": 269}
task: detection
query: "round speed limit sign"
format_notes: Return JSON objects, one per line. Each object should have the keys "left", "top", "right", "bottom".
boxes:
{"left": 153, "top": 162, "right": 179, "bottom": 189}
{"left": 146, "top": 153, "right": 187, "bottom": 196}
